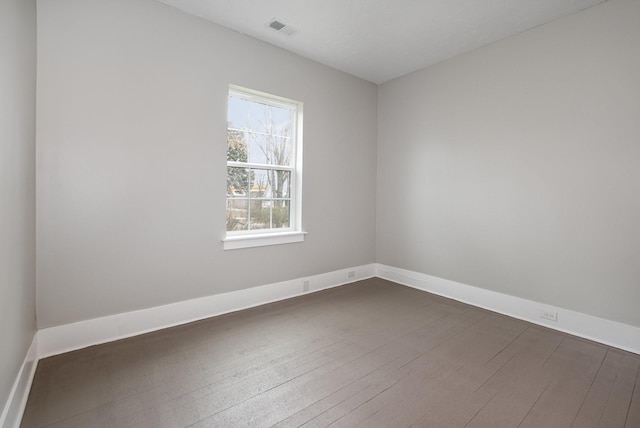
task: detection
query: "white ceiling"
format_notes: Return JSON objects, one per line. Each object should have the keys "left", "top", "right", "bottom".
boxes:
{"left": 157, "top": 0, "right": 605, "bottom": 84}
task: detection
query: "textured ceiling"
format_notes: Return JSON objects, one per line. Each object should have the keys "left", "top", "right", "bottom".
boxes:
{"left": 157, "top": 0, "right": 605, "bottom": 84}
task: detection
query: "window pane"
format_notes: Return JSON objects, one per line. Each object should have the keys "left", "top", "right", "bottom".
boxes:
{"left": 246, "top": 132, "right": 291, "bottom": 166}
{"left": 267, "top": 133, "right": 292, "bottom": 167}
{"left": 247, "top": 133, "right": 268, "bottom": 165}
{"left": 227, "top": 167, "right": 249, "bottom": 196}
{"left": 227, "top": 129, "right": 247, "bottom": 162}
{"left": 249, "top": 199, "right": 270, "bottom": 230}
{"left": 270, "top": 106, "right": 293, "bottom": 137}
{"left": 226, "top": 198, "right": 248, "bottom": 231}
{"left": 272, "top": 170, "right": 291, "bottom": 199}
{"left": 228, "top": 96, "right": 249, "bottom": 130}
{"left": 272, "top": 200, "right": 290, "bottom": 229}
{"left": 249, "top": 101, "right": 269, "bottom": 134}
{"left": 250, "top": 169, "right": 268, "bottom": 199}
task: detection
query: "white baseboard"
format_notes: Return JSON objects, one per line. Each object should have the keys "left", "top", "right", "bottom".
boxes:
{"left": 7, "top": 262, "right": 639, "bottom": 427}
{"left": 0, "top": 335, "right": 38, "bottom": 428}
{"left": 376, "top": 264, "right": 640, "bottom": 355}
{"left": 36, "top": 262, "right": 640, "bottom": 358}
{"left": 37, "top": 264, "right": 376, "bottom": 358}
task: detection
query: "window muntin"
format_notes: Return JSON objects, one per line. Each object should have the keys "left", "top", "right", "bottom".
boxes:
{"left": 226, "top": 86, "right": 301, "bottom": 236}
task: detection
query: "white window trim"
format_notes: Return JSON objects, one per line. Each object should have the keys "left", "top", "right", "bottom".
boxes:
{"left": 223, "top": 231, "right": 307, "bottom": 250}
{"left": 224, "top": 85, "right": 305, "bottom": 250}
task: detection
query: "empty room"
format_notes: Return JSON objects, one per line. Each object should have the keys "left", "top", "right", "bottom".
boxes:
{"left": 2, "top": 0, "right": 640, "bottom": 426}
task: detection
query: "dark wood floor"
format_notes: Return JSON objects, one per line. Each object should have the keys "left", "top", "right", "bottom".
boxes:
{"left": 22, "top": 278, "right": 640, "bottom": 427}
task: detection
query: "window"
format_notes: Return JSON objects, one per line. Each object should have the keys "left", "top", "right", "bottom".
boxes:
{"left": 223, "top": 85, "right": 304, "bottom": 250}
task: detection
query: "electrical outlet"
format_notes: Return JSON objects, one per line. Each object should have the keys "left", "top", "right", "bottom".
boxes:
{"left": 348, "top": 271, "right": 355, "bottom": 278}
{"left": 540, "top": 310, "right": 558, "bottom": 322}
{"left": 303, "top": 280, "right": 310, "bottom": 292}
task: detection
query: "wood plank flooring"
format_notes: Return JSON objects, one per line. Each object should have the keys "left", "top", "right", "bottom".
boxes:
{"left": 21, "top": 278, "right": 640, "bottom": 427}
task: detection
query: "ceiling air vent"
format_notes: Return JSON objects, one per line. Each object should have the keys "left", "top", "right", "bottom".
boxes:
{"left": 266, "top": 18, "right": 297, "bottom": 36}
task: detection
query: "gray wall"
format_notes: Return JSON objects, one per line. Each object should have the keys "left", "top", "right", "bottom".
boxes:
{"left": 36, "top": 0, "right": 378, "bottom": 328}
{"left": 0, "top": 0, "right": 37, "bottom": 412}
{"left": 377, "top": 0, "right": 640, "bottom": 327}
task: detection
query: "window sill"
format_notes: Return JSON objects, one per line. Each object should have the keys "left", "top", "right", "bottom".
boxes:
{"left": 223, "top": 231, "right": 307, "bottom": 250}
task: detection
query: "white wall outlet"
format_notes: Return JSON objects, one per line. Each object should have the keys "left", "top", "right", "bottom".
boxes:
{"left": 303, "top": 280, "right": 310, "bottom": 292}
{"left": 540, "top": 309, "right": 558, "bottom": 322}
{"left": 348, "top": 271, "right": 356, "bottom": 278}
